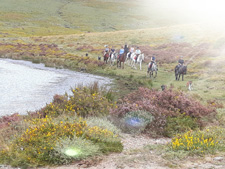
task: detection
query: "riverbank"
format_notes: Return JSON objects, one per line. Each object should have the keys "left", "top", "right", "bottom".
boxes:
{"left": 0, "top": 58, "right": 112, "bottom": 116}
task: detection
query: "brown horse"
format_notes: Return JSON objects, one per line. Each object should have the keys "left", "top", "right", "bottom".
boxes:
{"left": 117, "top": 52, "right": 127, "bottom": 69}
{"left": 103, "top": 52, "right": 110, "bottom": 64}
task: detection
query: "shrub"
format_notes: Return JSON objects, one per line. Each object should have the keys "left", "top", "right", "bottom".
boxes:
{"left": 0, "top": 113, "right": 22, "bottom": 129}
{"left": 51, "top": 136, "right": 100, "bottom": 165}
{"left": 0, "top": 116, "right": 122, "bottom": 167}
{"left": 111, "top": 87, "right": 215, "bottom": 137}
{"left": 36, "top": 84, "right": 115, "bottom": 118}
{"left": 86, "top": 117, "right": 121, "bottom": 135}
{"left": 170, "top": 129, "right": 219, "bottom": 154}
{"left": 164, "top": 113, "right": 199, "bottom": 137}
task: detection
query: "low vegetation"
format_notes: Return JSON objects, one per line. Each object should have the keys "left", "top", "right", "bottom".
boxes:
{"left": 110, "top": 87, "right": 215, "bottom": 137}
{"left": 0, "top": 85, "right": 122, "bottom": 168}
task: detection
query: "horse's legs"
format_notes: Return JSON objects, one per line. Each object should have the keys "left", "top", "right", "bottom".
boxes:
{"left": 182, "top": 74, "right": 184, "bottom": 81}
{"left": 178, "top": 74, "right": 181, "bottom": 81}
{"left": 155, "top": 71, "right": 157, "bottom": 78}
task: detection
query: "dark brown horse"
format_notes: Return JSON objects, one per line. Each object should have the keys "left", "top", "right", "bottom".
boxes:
{"left": 175, "top": 64, "right": 187, "bottom": 81}
{"left": 117, "top": 52, "right": 127, "bottom": 69}
{"left": 103, "top": 52, "right": 110, "bottom": 64}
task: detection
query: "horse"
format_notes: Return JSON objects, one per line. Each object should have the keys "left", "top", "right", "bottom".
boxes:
{"left": 175, "top": 64, "right": 187, "bottom": 81}
{"left": 109, "top": 52, "right": 117, "bottom": 66}
{"left": 125, "top": 52, "right": 132, "bottom": 65}
{"left": 117, "top": 52, "right": 127, "bottom": 69}
{"left": 130, "top": 53, "right": 145, "bottom": 70}
{"left": 103, "top": 52, "right": 110, "bottom": 64}
{"left": 147, "top": 62, "right": 158, "bottom": 78}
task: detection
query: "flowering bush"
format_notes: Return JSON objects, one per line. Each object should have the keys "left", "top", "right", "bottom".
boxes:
{"left": 0, "top": 116, "right": 122, "bottom": 167}
{"left": 111, "top": 87, "right": 215, "bottom": 137}
{"left": 170, "top": 129, "right": 219, "bottom": 154}
{"left": 36, "top": 85, "right": 115, "bottom": 118}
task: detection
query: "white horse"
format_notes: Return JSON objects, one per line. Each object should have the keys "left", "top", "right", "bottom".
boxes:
{"left": 147, "top": 62, "right": 158, "bottom": 78}
{"left": 125, "top": 52, "right": 133, "bottom": 65}
{"left": 109, "top": 52, "right": 117, "bottom": 66}
{"left": 130, "top": 53, "right": 145, "bottom": 70}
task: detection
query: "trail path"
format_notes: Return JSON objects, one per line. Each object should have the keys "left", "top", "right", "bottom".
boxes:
{"left": 3, "top": 134, "right": 225, "bottom": 169}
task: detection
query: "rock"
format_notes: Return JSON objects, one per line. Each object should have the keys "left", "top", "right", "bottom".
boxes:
{"left": 213, "top": 157, "right": 223, "bottom": 161}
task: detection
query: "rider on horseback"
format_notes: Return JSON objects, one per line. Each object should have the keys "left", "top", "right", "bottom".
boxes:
{"left": 178, "top": 56, "right": 184, "bottom": 66}
{"left": 104, "top": 45, "right": 109, "bottom": 56}
{"left": 110, "top": 46, "right": 115, "bottom": 57}
{"left": 148, "top": 54, "right": 156, "bottom": 70}
{"left": 135, "top": 46, "right": 141, "bottom": 63}
{"left": 124, "top": 43, "right": 129, "bottom": 54}
{"left": 119, "top": 46, "right": 124, "bottom": 60}
{"left": 128, "top": 45, "right": 134, "bottom": 58}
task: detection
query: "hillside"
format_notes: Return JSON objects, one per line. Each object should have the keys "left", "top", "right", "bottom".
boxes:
{"left": 0, "top": 0, "right": 218, "bottom": 37}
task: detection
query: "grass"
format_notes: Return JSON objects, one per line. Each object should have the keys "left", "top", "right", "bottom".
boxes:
{"left": 1, "top": 0, "right": 215, "bottom": 37}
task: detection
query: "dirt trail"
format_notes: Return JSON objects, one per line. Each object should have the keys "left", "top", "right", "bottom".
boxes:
{"left": 51, "top": 134, "right": 171, "bottom": 169}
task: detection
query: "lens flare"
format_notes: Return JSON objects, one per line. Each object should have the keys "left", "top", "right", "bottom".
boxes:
{"left": 125, "top": 117, "right": 145, "bottom": 127}
{"left": 65, "top": 148, "right": 81, "bottom": 157}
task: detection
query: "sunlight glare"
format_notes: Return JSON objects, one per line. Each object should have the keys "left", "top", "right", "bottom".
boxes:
{"left": 187, "top": 0, "right": 225, "bottom": 22}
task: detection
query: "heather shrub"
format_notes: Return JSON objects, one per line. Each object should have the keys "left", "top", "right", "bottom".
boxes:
{"left": 111, "top": 87, "right": 215, "bottom": 137}
{"left": 0, "top": 113, "right": 22, "bottom": 129}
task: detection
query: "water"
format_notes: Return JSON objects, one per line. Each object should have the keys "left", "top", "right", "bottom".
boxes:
{"left": 0, "top": 59, "right": 112, "bottom": 116}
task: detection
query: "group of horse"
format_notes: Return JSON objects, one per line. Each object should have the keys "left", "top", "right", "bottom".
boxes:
{"left": 103, "top": 51, "right": 158, "bottom": 78}
{"left": 103, "top": 50, "right": 187, "bottom": 81}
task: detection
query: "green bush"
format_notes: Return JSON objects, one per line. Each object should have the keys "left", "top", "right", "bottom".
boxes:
{"left": 38, "top": 83, "right": 116, "bottom": 118}
{"left": 52, "top": 136, "right": 100, "bottom": 165}
{"left": 86, "top": 117, "right": 121, "bottom": 135}
{"left": 164, "top": 113, "right": 199, "bottom": 137}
